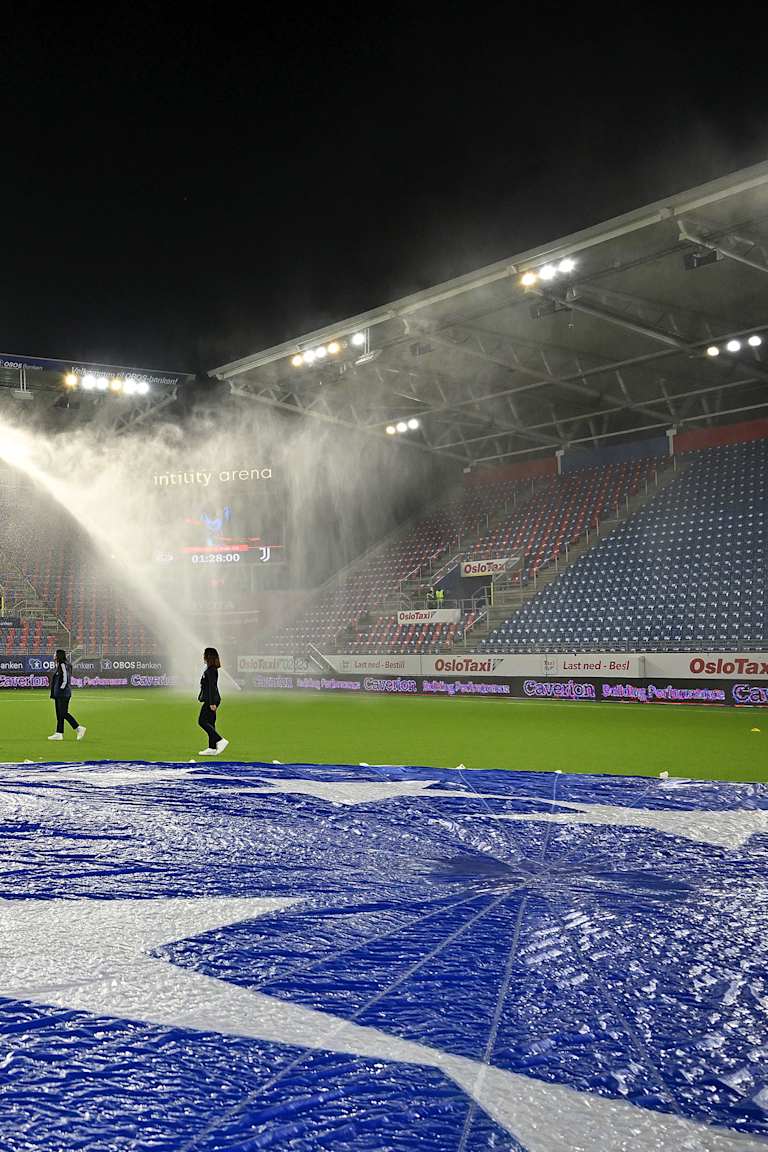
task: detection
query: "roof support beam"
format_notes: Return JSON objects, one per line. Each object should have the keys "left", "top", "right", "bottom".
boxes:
{"left": 228, "top": 383, "right": 468, "bottom": 461}
{"left": 474, "top": 399, "right": 768, "bottom": 464}
{"left": 212, "top": 161, "right": 768, "bottom": 378}
{"left": 413, "top": 322, "right": 672, "bottom": 423}
{"left": 436, "top": 371, "right": 764, "bottom": 447}
{"left": 678, "top": 219, "right": 768, "bottom": 276}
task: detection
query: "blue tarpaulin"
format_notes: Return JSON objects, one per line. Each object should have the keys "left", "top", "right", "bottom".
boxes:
{"left": 0, "top": 759, "right": 766, "bottom": 1150}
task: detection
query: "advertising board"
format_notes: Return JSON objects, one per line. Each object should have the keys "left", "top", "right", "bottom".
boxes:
{"left": 646, "top": 653, "right": 768, "bottom": 680}
{"left": 460, "top": 557, "right": 519, "bottom": 577}
{"left": 0, "top": 656, "right": 171, "bottom": 689}
{"left": 396, "top": 609, "right": 461, "bottom": 625}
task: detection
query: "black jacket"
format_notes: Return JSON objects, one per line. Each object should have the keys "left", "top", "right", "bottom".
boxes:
{"left": 50, "top": 662, "right": 73, "bottom": 700}
{"left": 198, "top": 665, "right": 221, "bottom": 707}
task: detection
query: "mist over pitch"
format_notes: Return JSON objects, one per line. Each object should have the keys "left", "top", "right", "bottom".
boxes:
{"left": 0, "top": 399, "right": 430, "bottom": 678}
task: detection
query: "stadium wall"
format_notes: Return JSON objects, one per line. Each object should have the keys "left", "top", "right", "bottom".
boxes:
{"left": 462, "top": 417, "right": 768, "bottom": 490}
{"left": 675, "top": 417, "right": 768, "bottom": 453}
{"left": 463, "top": 456, "right": 556, "bottom": 486}
{"left": 561, "top": 435, "right": 669, "bottom": 473}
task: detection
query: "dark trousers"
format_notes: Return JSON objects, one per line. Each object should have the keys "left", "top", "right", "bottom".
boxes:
{"left": 54, "top": 696, "right": 79, "bottom": 734}
{"left": 198, "top": 704, "right": 222, "bottom": 749}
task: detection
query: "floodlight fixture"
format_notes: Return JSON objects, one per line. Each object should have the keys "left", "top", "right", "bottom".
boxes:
{"left": 396, "top": 421, "right": 408, "bottom": 433}
{"left": 64, "top": 372, "right": 78, "bottom": 388}
{"left": 303, "top": 348, "right": 316, "bottom": 364}
{"left": 327, "top": 341, "right": 340, "bottom": 354}
{"left": 385, "top": 425, "right": 396, "bottom": 435}
{"left": 748, "top": 334, "right": 762, "bottom": 348}
{"left": 136, "top": 381, "right": 150, "bottom": 395}
{"left": 706, "top": 346, "right": 720, "bottom": 357}
{"left": 726, "top": 339, "right": 741, "bottom": 353}
{"left": 291, "top": 354, "right": 303, "bottom": 367}
{"left": 351, "top": 332, "right": 366, "bottom": 347}
{"left": 82, "top": 374, "right": 96, "bottom": 389}
{"left": 683, "top": 249, "right": 720, "bottom": 271}
{"left": 109, "top": 377, "right": 123, "bottom": 392}
{"left": 96, "top": 377, "right": 109, "bottom": 391}
{"left": 407, "top": 417, "right": 420, "bottom": 430}
{"left": 558, "top": 257, "right": 576, "bottom": 273}
{"left": 539, "top": 264, "right": 557, "bottom": 281}
{"left": 315, "top": 345, "right": 327, "bottom": 359}
{"left": 520, "top": 271, "right": 538, "bottom": 287}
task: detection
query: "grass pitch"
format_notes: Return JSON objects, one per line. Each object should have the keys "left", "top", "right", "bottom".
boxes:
{"left": 2, "top": 688, "right": 766, "bottom": 782}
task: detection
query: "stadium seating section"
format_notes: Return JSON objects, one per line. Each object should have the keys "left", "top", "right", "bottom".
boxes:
{"left": 0, "top": 619, "right": 59, "bottom": 658}
{"left": 338, "top": 611, "right": 479, "bottom": 656}
{"left": 267, "top": 459, "right": 657, "bottom": 654}
{"left": 0, "top": 474, "right": 159, "bottom": 656}
{"left": 480, "top": 439, "right": 767, "bottom": 652}
{"left": 2, "top": 437, "right": 766, "bottom": 660}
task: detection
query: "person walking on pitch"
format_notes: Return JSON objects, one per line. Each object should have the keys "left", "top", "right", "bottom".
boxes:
{"left": 48, "top": 649, "right": 86, "bottom": 741}
{"left": 198, "top": 647, "right": 229, "bottom": 756}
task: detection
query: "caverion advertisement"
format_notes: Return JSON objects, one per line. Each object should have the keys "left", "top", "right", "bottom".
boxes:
{"left": 234, "top": 651, "right": 768, "bottom": 708}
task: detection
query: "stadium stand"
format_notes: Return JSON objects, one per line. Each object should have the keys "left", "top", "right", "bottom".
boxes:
{"left": 467, "top": 459, "right": 656, "bottom": 584}
{"left": 0, "top": 619, "right": 60, "bottom": 657}
{"left": 0, "top": 470, "right": 159, "bottom": 657}
{"left": 479, "top": 438, "right": 767, "bottom": 653}
{"left": 338, "top": 611, "right": 479, "bottom": 655}
{"left": 266, "top": 458, "right": 659, "bottom": 655}
{"left": 264, "top": 482, "right": 527, "bottom": 655}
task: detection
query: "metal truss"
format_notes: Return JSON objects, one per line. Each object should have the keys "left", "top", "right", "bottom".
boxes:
{"left": 210, "top": 161, "right": 768, "bottom": 467}
{"left": 678, "top": 217, "right": 768, "bottom": 277}
{"left": 112, "top": 388, "right": 180, "bottom": 435}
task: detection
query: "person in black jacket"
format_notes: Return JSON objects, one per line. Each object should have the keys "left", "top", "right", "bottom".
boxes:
{"left": 198, "top": 647, "right": 229, "bottom": 755}
{"left": 48, "top": 649, "right": 86, "bottom": 742}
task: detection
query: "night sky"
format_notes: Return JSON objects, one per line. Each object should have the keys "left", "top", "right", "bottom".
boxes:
{"left": 1, "top": 6, "right": 764, "bottom": 373}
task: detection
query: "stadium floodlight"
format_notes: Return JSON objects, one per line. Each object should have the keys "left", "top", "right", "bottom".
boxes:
{"left": 539, "top": 264, "right": 557, "bottom": 281}
{"left": 314, "top": 345, "right": 327, "bottom": 359}
{"left": 396, "top": 421, "right": 408, "bottom": 433}
{"left": 351, "top": 332, "right": 366, "bottom": 347}
{"left": 748, "top": 334, "right": 762, "bottom": 348}
{"left": 520, "top": 271, "right": 538, "bottom": 287}
{"left": 706, "top": 346, "right": 720, "bottom": 357}
{"left": 726, "top": 339, "right": 741, "bottom": 353}
{"left": 82, "top": 373, "right": 96, "bottom": 390}
{"left": 64, "top": 373, "right": 78, "bottom": 388}
{"left": 558, "top": 257, "right": 576, "bottom": 273}
{"left": 407, "top": 417, "right": 420, "bottom": 430}
{"left": 137, "top": 381, "right": 150, "bottom": 395}
{"left": 123, "top": 380, "right": 136, "bottom": 395}
{"left": 291, "top": 354, "right": 303, "bottom": 367}
{"left": 109, "top": 377, "right": 123, "bottom": 392}
{"left": 303, "top": 348, "right": 316, "bottom": 364}
{"left": 327, "top": 341, "right": 340, "bottom": 355}
{"left": 96, "top": 377, "right": 109, "bottom": 391}
{"left": 385, "top": 424, "right": 396, "bottom": 435}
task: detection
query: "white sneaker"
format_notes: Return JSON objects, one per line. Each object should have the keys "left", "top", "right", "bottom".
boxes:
{"left": 76, "top": 726, "right": 86, "bottom": 741}
{"left": 199, "top": 748, "right": 219, "bottom": 755}
{"left": 47, "top": 732, "right": 63, "bottom": 741}
{"left": 216, "top": 738, "right": 229, "bottom": 754}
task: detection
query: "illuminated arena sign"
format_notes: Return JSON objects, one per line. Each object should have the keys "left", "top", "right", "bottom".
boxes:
{"left": 0, "top": 760, "right": 766, "bottom": 1149}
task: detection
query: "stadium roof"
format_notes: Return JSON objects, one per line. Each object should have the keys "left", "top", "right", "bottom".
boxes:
{"left": 213, "top": 160, "right": 768, "bottom": 468}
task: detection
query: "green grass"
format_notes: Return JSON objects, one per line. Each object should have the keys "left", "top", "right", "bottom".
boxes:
{"left": 3, "top": 689, "right": 767, "bottom": 781}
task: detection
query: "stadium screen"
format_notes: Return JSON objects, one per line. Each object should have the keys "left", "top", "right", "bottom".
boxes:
{"left": 151, "top": 469, "right": 285, "bottom": 568}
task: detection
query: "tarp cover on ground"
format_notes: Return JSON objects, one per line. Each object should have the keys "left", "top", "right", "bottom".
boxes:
{"left": 1, "top": 759, "right": 766, "bottom": 1149}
